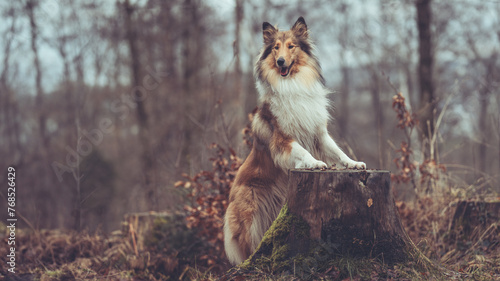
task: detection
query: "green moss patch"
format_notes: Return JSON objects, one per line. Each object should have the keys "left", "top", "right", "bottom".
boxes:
{"left": 239, "top": 204, "right": 311, "bottom": 274}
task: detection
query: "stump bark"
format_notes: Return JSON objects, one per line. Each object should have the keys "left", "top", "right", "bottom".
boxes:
{"left": 240, "top": 169, "right": 431, "bottom": 275}
{"left": 287, "top": 169, "right": 414, "bottom": 262}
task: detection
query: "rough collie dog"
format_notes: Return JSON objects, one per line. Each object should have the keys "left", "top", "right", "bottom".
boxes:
{"left": 224, "top": 17, "right": 366, "bottom": 265}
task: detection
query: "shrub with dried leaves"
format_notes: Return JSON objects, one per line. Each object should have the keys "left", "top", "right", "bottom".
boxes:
{"left": 391, "top": 93, "right": 446, "bottom": 190}
{"left": 391, "top": 93, "right": 419, "bottom": 187}
{"left": 175, "top": 143, "right": 243, "bottom": 271}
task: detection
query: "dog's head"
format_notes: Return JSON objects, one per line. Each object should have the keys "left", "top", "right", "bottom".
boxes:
{"left": 261, "top": 17, "right": 312, "bottom": 78}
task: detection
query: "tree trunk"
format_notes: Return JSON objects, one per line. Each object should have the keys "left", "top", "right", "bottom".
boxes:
{"left": 477, "top": 57, "right": 495, "bottom": 174}
{"left": 27, "top": 0, "right": 54, "bottom": 227}
{"left": 465, "top": 35, "right": 496, "bottom": 175}
{"left": 27, "top": 0, "right": 48, "bottom": 150}
{"left": 336, "top": 2, "right": 351, "bottom": 138}
{"left": 239, "top": 170, "right": 432, "bottom": 276}
{"left": 416, "top": 0, "right": 435, "bottom": 162}
{"left": 123, "top": 0, "right": 156, "bottom": 209}
{"left": 178, "top": 0, "right": 200, "bottom": 174}
{"left": 370, "top": 69, "right": 385, "bottom": 169}
{"left": 233, "top": 0, "right": 249, "bottom": 137}
{"left": 1, "top": 14, "right": 19, "bottom": 156}
{"left": 338, "top": 65, "right": 350, "bottom": 137}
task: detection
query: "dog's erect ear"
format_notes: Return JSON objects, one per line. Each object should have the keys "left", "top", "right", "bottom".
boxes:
{"left": 291, "top": 16, "right": 308, "bottom": 39}
{"left": 263, "top": 22, "right": 277, "bottom": 44}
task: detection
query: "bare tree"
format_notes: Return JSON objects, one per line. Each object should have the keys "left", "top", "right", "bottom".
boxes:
{"left": 234, "top": 0, "right": 244, "bottom": 123}
{"left": 369, "top": 67, "right": 385, "bottom": 168}
{"left": 122, "top": 0, "right": 156, "bottom": 209}
{"left": 0, "top": 7, "right": 21, "bottom": 158}
{"left": 26, "top": 0, "right": 48, "bottom": 149}
{"left": 178, "top": 0, "right": 208, "bottom": 174}
{"left": 463, "top": 19, "right": 498, "bottom": 174}
{"left": 336, "top": 2, "right": 352, "bottom": 138}
{"left": 416, "top": 0, "right": 436, "bottom": 162}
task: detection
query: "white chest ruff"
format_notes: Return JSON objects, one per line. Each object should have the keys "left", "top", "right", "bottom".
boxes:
{"left": 265, "top": 78, "right": 331, "bottom": 151}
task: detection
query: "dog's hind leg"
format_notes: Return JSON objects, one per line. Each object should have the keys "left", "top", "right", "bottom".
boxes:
{"left": 224, "top": 199, "right": 254, "bottom": 265}
{"left": 223, "top": 216, "right": 246, "bottom": 265}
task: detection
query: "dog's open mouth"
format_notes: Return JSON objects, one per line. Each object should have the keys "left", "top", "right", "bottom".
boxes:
{"left": 279, "top": 62, "right": 293, "bottom": 77}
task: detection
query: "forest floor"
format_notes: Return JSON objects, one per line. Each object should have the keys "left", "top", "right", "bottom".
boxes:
{"left": 0, "top": 195, "right": 499, "bottom": 281}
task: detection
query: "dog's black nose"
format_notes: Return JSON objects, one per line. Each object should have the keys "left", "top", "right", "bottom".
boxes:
{"left": 277, "top": 57, "right": 285, "bottom": 66}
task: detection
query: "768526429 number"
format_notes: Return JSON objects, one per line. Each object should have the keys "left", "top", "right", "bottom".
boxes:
{"left": 7, "top": 167, "right": 16, "bottom": 215}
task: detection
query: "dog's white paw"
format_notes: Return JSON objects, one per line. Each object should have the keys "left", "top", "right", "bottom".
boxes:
{"left": 342, "top": 160, "right": 366, "bottom": 170}
{"left": 295, "top": 159, "right": 327, "bottom": 169}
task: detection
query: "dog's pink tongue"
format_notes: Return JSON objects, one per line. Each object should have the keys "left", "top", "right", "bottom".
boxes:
{"left": 280, "top": 67, "right": 288, "bottom": 76}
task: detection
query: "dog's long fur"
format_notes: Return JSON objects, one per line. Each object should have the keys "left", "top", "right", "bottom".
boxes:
{"left": 224, "top": 17, "right": 366, "bottom": 265}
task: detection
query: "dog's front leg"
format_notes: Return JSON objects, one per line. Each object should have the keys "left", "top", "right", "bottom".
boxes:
{"left": 272, "top": 140, "right": 327, "bottom": 171}
{"left": 320, "top": 129, "right": 366, "bottom": 169}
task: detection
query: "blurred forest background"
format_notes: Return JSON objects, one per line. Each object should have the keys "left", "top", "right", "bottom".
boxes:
{"left": 0, "top": 0, "right": 499, "bottom": 234}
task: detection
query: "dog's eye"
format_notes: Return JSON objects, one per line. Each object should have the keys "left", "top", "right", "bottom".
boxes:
{"left": 288, "top": 45, "right": 294, "bottom": 49}
{"left": 274, "top": 46, "right": 279, "bottom": 50}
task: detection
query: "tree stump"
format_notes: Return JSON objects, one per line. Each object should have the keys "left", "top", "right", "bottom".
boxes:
{"left": 238, "top": 169, "right": 433, "bottom": 277}
{"left": 448, "top": 200, "right": 500, "bottom": 244}
{"left": 122, "top": 211, "right": 174, "bottom": 254}
{"left": 287, "top": 169, "right": 414, "bottom": 262}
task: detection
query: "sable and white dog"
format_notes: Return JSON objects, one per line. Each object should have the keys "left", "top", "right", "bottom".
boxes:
{"left": 224, "top": 17, "right": 366, "bottom": 265}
